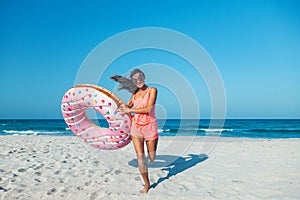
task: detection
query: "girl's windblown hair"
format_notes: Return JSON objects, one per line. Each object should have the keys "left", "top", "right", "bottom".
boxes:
{"left": 110, "top": 69, "right": 145, "bottom": 94}
{"left": 110, "top": 75, "right": 139, "bottom": 94}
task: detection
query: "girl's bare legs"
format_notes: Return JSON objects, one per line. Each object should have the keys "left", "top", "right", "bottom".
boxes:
{"left": 146, "top": 138, "right": 158, "bottom": 164}
{"left": 132, "top": 136, "right": 150, "bottom": 193}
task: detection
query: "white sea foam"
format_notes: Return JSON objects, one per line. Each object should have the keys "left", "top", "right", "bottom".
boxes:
{"left": 4, "top": 130, "right": 39, "bottom": 136}
{"left": 201, "top": 128, "right": 233, "bottom": 132}
{"left": 158, "top": 128, "right": 233, "bottom": 133}
{"left": 158, "top": 129, "right": 171, "bottom": 133}
{"left": 3, "top": 130, "right": 65, "bottom": 136}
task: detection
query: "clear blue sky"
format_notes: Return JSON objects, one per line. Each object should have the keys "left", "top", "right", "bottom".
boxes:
{"left": 1, "top": 0, "right": 299, "bottom": 119}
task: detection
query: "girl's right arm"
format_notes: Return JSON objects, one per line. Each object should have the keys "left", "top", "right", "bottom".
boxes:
{"left": 118, "top": 95, "right": 133, "bottom": 112}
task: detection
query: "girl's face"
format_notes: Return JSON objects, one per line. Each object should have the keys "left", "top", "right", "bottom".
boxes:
{"left": 131, "top": 72, "right": 145, "bottom": 88}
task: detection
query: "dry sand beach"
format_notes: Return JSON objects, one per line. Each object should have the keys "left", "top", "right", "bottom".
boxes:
{"left": 0, "top": 136, "right": 299, "bottom": 200}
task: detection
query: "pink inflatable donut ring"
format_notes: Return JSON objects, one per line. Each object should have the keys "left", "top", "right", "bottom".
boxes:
{"left": 61, "top": 84, "right": 131, "bottom": 150}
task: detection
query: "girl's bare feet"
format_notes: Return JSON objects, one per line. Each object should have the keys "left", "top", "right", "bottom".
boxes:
{"left": 140, "top": 184, "right": 150, "bottom": 193}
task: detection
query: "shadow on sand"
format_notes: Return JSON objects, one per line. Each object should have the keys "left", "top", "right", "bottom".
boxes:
{"left": 128, "top": 154, "right": 208, "bottom": 188}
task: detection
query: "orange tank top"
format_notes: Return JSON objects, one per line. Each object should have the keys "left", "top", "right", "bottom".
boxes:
{"left": 132, "top": 88, "right": 156, "bottom": 126}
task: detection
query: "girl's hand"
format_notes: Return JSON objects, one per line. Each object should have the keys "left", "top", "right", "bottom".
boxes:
{"left": 117, "top": 104, "right": 131, "bottom": 113}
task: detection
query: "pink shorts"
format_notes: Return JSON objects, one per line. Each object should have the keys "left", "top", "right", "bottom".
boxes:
{"left": 130, "top": 122, "right": 159, "bottom": 141}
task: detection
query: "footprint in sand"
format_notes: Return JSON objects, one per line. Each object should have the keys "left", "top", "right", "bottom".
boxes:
{"left": 34, "top": 171, "right": 42, "bottom": 176}
{"left": 179, "top": 186, "right": 187, "bottom": 192}
{"left": 54, "top": 170, "right": 60, "bottom": 175}
{"left": 17, "top": 188, "right": 24, "bottom": 193}
{"left": 88, "top": 170, "right": 95, "bottom": 177}
{"left": 0, "top": 186, "right": 8, "bottom": 192}
{"left": 90, "top": 191, "right": 98, "bottom": 200}
{"left": 77, "top": 186, "right": 84, "bottom": 191}
{"left": 34, "top": 178, "right": 41, "bottom": 183}
{"left": 33, "top": 164, "right": 45, "bottom": 170}
{"left": 61, "top": 187, "right": 68, "bottom": 193}
{"left": 92, "top": 160, "right": 100, "bottom": 166}
{"left": 46, "top": 188, "right": 56, "bottom": 195}
{"left": 84, "top": 181, "right": 92, "bottom": 186}
{"left": 18, "top": 168, "right": 27, "bottom": 173}
{"left": 10, "top": 178, "right": 16, "bottom": 183}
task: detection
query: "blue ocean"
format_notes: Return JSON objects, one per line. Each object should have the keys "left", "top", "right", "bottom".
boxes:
{"left": 1, "top": 119, "right": 299, "bottom": 138}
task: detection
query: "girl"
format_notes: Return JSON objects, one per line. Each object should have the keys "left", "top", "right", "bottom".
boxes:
{"left": 111, "top": 69, "right": 158, "bottom": 193}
